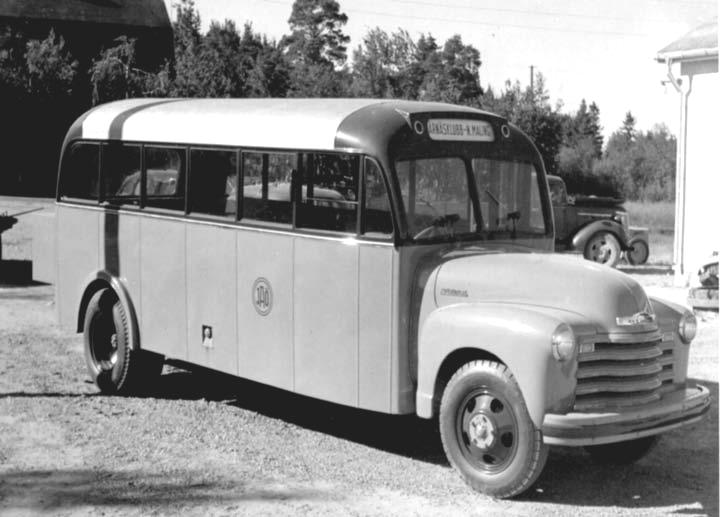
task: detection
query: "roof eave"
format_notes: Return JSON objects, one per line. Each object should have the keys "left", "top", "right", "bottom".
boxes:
{"left": 656, "top": 47, "right": 719, "bottom": 63}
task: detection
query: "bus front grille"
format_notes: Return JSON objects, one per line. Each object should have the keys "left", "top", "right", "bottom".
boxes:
{"left": 574, "top": 337, "right": 675, "bottom": 412}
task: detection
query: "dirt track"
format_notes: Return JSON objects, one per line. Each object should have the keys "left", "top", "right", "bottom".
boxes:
{"left": 0, "top": 276, "right": 718, "bottom": 516}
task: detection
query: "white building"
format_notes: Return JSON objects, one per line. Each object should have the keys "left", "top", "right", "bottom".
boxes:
{"left": 656, "top": 20, "right": 719, "bottom": 285}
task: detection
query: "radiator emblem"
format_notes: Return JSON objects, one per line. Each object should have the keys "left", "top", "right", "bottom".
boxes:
{"left": 616, "top": 311, "right": 656, "bottom": 326}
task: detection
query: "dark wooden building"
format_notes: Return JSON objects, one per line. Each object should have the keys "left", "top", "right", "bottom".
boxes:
{"left": 0, "top": 0, "right": 173, "bottom": 195}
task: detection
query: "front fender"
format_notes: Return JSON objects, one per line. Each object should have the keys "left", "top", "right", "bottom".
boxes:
{"left": 650, "top": 296, "right": 690, "bottom": 385}
{"left": 571, "top": 220, "right": 628, "bottom": 251}
{"left": 76, "top": 270, "right": 140, "bottom": 351}
{"left": 416, "top": 303, "right": 579, "bottom": 427}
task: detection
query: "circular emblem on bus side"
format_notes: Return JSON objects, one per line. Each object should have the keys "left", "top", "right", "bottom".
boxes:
{"left": 501, "top": 125, "right": 511, "bottom": 138}
{"left": 413, "top": 120, "right": 425, "bottom": 135}
{"left": 252, "top": 277, "right": 273, "bottom": 316}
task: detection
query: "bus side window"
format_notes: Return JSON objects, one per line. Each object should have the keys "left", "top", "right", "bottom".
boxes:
{"left": 102, "top": 144, "right": 141, "bottom": 205}
{"left": 145, "top": 146, "right": 185, "bottom": 211}
{"left": 296, "top": 153, "right": 359, "bottom": 233}
{"left": 189, "top": 149, "right": 237, "bottom": 218}
{"left": 362, "top": 158, "right": 393, "bottom": 237}
{"left": 242, "top": 152, "right": 293, "bottom": 225}
{"left": 59, "top": 142, "right": 100, "bottom": 201}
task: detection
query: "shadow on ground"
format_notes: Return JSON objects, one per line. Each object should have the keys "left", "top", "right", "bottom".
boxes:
{"left": 149, "top": 365, "right": 446, "bottom": 465}
{"left": 524, "top": 378, "right": 719, "bottom": 514}
{"left": 0, "top": 468, "right": 334, "bottom": 511}
{"left": 143, "top": 368, "right": 719, "bottom": 511}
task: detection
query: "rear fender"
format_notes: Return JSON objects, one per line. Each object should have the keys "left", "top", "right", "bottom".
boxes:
{"left": 416, "top": 303, "right": 578, "bottom": 427}
{"left": 77, "top": 270, "right": 139, "bottom": 351}
{"left": 571, "top": 220, "right": 628, "bottom": 251}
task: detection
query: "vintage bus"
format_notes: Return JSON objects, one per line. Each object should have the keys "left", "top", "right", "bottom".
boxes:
{"left": 52, "top": 98, "right": 710, "bottom": 498}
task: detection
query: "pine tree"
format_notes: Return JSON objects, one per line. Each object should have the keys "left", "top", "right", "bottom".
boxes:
{"left": 282, "top": 0, "right": 350, "bottom": 96}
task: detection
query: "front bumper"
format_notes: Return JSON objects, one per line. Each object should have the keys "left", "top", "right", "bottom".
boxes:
{"left": 542, "top": 384, "right": 710, "bottom": 446}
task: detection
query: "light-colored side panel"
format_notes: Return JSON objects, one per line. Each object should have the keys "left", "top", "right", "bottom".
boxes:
{"left": 99, "top": 211, "right": 141, "bottom": 319}
{"left": 56, "top": 206, "right": 99, "bottom": 329}
{"left": 358, "top": 245, "right": 394, "bottom": 412}
{"left": 294, "top": 238, "right": 358, "bottom": 406}
{"left": 30, "top": 210, "right": 56, "bottom": 285}
{"left": 186, "top": 224, "right": 238, "bottom": 376}
{"left": 140, "top": 218, "right": 186, "bottom": 359}
{"left": 237, "top": 231, "right": 293, "bottom": 390}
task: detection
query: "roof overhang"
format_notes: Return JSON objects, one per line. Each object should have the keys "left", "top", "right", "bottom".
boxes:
{"left": 656, "top": 47, "right": 719, "bottom": 63}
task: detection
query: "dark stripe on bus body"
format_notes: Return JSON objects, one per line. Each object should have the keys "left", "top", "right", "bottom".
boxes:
{"left": 107, "top": 99, "right": 184, "bottom": 140}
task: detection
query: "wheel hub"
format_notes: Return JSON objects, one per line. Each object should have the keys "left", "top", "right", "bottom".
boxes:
{"left": 468, "top": 412, "right": 496, "bottom": 450}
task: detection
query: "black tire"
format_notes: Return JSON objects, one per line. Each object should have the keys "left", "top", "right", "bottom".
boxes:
{"left": 625, "top": 239, "right": 650, "bottom": 265}
{"left": 584, "top": 436, "right": 659, "bottom": 465}
{"left": 439, "top": 360, "right": 549, "bottom": 498}
{"left": 584, "top": 231, "right": 621, "bottom": 267}
{"left": 83, "top": 288, "right": 162, "bottom": 395}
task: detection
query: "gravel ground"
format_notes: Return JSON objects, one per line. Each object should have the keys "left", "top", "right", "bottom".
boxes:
{"left": 0, "top": 276, "right": 718, "bottom": 516}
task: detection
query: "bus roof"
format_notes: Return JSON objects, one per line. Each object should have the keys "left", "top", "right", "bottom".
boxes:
{"left": 70, "top": 98, "right": 498, "bottom": 152}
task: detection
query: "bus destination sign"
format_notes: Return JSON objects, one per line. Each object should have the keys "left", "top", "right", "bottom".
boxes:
{"left": 427, "top": 119, "right": 495, "bottom": 142}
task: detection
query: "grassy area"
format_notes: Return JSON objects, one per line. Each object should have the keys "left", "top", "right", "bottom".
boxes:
{"left": 624, "top": 201, "right": 675, "bottom": 231}
{"left": 625, "top": 201, "right": 675, "bottom": 265}
{"left": 0, "top": 197, "right": 54, "bottom": 261}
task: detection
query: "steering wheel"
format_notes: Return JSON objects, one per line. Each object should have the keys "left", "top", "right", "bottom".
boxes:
{"left": 413, "top": 213, "right": 461, "bottom": 240}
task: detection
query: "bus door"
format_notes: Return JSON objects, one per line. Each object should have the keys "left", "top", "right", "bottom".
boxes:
{"left": 185, "top": 148, "right": 240, "bottom": 376}
{"left": 293, "top": 155, "right": 396, "bottom": 411}
{"left": 237, "top": 152, "right": 297, "bottom": 391}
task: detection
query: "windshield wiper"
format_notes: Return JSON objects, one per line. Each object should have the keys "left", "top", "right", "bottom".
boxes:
{"left": 483, "top": 189, "right": 501, "bottom": 207}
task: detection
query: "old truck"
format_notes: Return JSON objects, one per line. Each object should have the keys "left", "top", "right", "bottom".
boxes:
{"left": 547, "top": 174, "right": 649, "bottom": 267}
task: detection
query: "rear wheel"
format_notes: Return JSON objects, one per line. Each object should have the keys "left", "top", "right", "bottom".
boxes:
{"left": 585, "top": 436, "right": 659, "bottom": 464}
{"left": 439, "top": 360, "right": 548, "bottom": 498}
{"left": 584, "top": 231, "right": 621, "bottom": 267}
{"left": 83, "top": 288, "right": 162, "bottom": 394}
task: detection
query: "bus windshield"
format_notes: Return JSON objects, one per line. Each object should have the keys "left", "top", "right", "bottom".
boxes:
{"left": 395, "top": 155, "right": 546, "bottom": 242}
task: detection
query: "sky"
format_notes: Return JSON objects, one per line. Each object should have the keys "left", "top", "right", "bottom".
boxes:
{"left": 161, "top": 0, "right": 717, "bottom": 138}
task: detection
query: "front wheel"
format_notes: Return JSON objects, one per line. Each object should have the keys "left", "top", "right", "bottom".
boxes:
{"left": 439, "top": 360, "right": 549, "bottom": 498}
{"left": 584, "top": 231, "right": 621, "bottom": 267}
{"left": 585, "top": 436, "right": 659, "bottom": 464}
{"left": 83, "top": 288, "right": 162, "bottom": 395}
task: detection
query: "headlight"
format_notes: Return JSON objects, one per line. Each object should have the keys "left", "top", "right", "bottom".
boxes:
{"left": 551, "top": 323, "right": 576, "bottom": 361}
{"left": 678, "top": 311, "right": 697, "bottom": 343}
{"left": 614, "top": 211, "right": 629, "bottom": 229}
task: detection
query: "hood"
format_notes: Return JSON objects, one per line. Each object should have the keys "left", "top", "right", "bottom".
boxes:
{"left": 573, "top": 194, "right": 624, "bottom": 208}
{"left": 434, "top": 252, "right": 652, "bottom": 334}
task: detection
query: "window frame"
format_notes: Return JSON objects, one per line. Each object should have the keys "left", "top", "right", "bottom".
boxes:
{"left": 143, "top": 144, "right": 187, "bottom": 213}
{"left": 58, "top": 139, "right": 399, "bottom": 243}
{"left": 58, "top": 141, "right": 101, "bottom": 203}
{"left": 187, "top": 146, "right": 240, "bottom": 220}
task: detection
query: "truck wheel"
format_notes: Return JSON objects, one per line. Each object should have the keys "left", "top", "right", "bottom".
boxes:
{"left": 584, "top": 231, "right": 621, "bottom": 267}
{"left": 439, "top": 360, "right": 549, "bottom": 498}
{"left": 83, "top": 288, "right": 162, "bottom": 395}
{"left": 625, "top": 239, "right": 649, "bottom": 265}
{"left": 584, "top": 436, "right": 659, "bottom": 464}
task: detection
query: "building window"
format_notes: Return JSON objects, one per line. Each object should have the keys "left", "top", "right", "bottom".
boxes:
{"left": 145, "top": 146, "right": 185, "bottom": 211}
{"left": 242, "top": 152, "right": 294, "bottom": 224}
{"left": 189, "top": 149, "right": 237, "bottom": 218}
{"left": 59, "top": 142, "right": 100, "bottom": 201}
{"left": 296, "top": 153, "right": 359, "bottom": 233}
